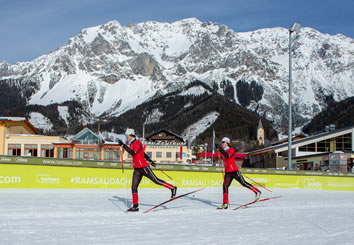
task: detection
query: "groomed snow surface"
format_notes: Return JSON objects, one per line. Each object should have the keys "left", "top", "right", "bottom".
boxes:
{"left": 1, "top": 187, "right": 353, "bottom": 244}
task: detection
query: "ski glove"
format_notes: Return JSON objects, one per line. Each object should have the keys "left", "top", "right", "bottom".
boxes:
{"left": 150, "top": 160, "right": 156, "bottom": 167}
{"left": 118, "top": 139, "right": 124, "bottom": 146}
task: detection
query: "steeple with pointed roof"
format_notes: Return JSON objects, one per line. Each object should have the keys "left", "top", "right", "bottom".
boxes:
{"left": 257, "top": 120, "right": 265, "bottom": 145}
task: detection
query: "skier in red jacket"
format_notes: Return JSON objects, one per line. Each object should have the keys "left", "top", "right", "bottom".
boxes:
{"left": 118, "top": 128, "right": 177, "bottom": 212}
{"left": 216, "top": 137, "right": 261, "bottom": 209}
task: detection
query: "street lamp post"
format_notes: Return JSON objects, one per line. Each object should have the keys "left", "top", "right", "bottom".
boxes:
{"left": 142, "top": 123, "right": 146, "bottom": 145}
{"left": 288, "top": 22, "right": 301, "bottom": 170}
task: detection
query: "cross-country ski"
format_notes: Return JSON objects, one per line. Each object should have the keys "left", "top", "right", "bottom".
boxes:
{"left": 143, "top": 188, "right": 205, "bottom": 213}
{"left": 233, "top": 196, "right": 282, "bottom": 210}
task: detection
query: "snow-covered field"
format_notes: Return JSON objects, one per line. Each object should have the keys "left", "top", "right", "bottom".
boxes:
{"left": 0, "top": 187, "right": 353, "bottom": 244}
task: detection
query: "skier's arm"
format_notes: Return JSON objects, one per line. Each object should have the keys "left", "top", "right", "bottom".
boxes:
{"left": 144, "top": 152, "right": 152, "bottom": 162}
{"left": 144, "top": 153, "right": 156, "bottom": 167}
{"left": 118, "top": 140, "right": 136, "bottom": 155}
{"left": 215, "top": 144, "right": 230, "bottom": 158}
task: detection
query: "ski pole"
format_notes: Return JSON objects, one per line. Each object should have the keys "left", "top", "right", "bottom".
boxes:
{"left": 120, "top": 148, "right": 124, "bottom": 175}
{"left": 156, "top": 167, "right": 173, "bottom": 180}
{"left": 150, "top": 159, "right": 180, "bottom": 186}
{"left": 148, "top": 157, "right": 174, "bottom": 181}
{"left": 244, "top": 175, "right": 272, "bottom": 193}
{"left": 156, "top": 167, "right": 181, "bottom": 186}
{"left": 120, "top": 148, "right": 127, "bottom": 207}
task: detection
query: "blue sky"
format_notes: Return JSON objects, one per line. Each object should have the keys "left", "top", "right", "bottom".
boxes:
{"left": 0, "top": 0, "right": 353, "bottom": 64}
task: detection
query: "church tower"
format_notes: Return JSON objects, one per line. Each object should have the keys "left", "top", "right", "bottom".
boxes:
{"left": 257, "top": 120, "right": 265, "bottom": 145}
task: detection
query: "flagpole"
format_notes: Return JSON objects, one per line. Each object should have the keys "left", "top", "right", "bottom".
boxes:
{"left": 212, "top": 129, "right": 215, "bottom": 166}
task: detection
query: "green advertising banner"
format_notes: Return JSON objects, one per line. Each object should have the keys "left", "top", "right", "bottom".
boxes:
{"left": 2, "top": 155, "right": 354, "bottom": 177}
{"left": 0, "top": 164, "right": 353, "bottom": 191}
{"left": 240, "top": 174, "right": 354, "bottom": 191}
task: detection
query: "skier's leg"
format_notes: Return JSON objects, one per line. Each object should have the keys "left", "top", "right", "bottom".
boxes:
{"left": 142, "top": 166, "right": 177, "bottom": 198}
{"left": 234, "top": 170, "right": 259, "bottom": 192}
{"left": 131, "top": 168, "right": 143, "bottom": 207}
{"left": 234, "top": 170, "right": 261, "bottom": 200}
{"left": 142, "top": 166, "right": 174, "bottom": 189}
{"left": 222, "top": 173, "right": 233, "bottom": 205}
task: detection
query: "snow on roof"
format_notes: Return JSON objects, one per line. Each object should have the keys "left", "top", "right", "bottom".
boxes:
{"left": 51, "top": 141, "right": 71, "bottom": 144}
{"left": 104, "top": 142, "right": 120, "bottom": 145}
{"left": 0, "top": 117, "right": 26, "bottom": 121}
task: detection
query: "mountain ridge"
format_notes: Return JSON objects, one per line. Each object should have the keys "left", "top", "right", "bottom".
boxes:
{"left": 0, "top": 18, "right": 353, "bottom": 141}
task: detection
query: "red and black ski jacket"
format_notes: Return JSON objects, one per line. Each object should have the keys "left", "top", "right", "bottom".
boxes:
{"left": 122, "top": 138, "right": 151, "bottom": 168}
{"left": 218, "top": 147, "right": 239, "bottom": 173}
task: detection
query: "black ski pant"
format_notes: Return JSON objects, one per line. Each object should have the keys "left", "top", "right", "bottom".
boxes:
{"left": 223, "top": 170, "right": 255, "bottom": 194}
{"left": 132, "top": 166, "right": 172, "bottom": 193}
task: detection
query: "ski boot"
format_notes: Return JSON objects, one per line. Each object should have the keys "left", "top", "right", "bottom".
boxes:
{"left": 126, "top": 205, "right": 139, "bottom": 212}
{"left": 171, "top": 186, "right": 177, "bottom": 199}
{"left": 255, "top": 191, "right": 262, "bottom": 201}
{"left": 217, "top": 203, "right": 229, "bottom": 209}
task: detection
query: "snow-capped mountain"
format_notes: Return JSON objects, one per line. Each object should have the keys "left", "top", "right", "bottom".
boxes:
{"left": 0, "top": 18, "right": 353, "bottom": 133}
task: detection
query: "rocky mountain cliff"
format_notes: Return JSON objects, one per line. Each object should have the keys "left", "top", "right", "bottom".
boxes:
{"left": 0, "top": 18, "right": 353, "bottom": 139}
{"left": 303, "top": 96, "right": 354, "bottom": 135}
{"left": 90, "top": 81, "right": 278, "bottom": 146}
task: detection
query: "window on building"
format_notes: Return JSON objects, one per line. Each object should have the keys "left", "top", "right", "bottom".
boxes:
{"left": 75, "top": 148, "right": 97, "bottom": 160}
{"left": 166, "top": 152, "right": 172, "bottom": 158}
{"left": 104, "top": 149, "right": 120, "bottom": 160}
{"left": 316, "top": 139, "right": 330, "bottom": 152}
{"left": 41, "top": 145, "right": 54, "bottom": 158}
{"left": 94, "top": 149, "right": 101, "bottom": 160}
{"left": 335, "top": 133, "right": 352, "bottom": 151}
{"left": 156, "top": 152, "right": 162, "bottom": 158}
{"left": 58, "top": 148, "right": 73, "bottom": 159}
{"left": 76, "top": 148, "right": 84, "bottom": 159}
{"left": 24, "top": 144, "right": 38, "bottom": 157}
{"left": 74, "top": 130, "right": 100, "bottom": 145}
{"left": 299, "top": 143, "right": 316, "bottom": 152}
{"left": 8, "top": 144, "right": 21, "bottom": 156}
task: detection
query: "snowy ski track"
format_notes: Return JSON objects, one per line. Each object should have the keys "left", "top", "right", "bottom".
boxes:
{"left": 0, "top": 187, "right": 353, "bottom": 244}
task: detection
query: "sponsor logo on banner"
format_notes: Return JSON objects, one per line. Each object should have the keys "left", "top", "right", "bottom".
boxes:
{"left": 182, "top": 179, "right": 207, "bottom": 186}
{"left": 303, "top": 178, "right": 323, "bottom": 190}
{"left": 70, "top": 176, "right": 150, "bottom": 186}
{"left": 0, "top": 176, "right": 21, "bottom": 184}
{"left": 15, "top": 158, "right": 28, "bottom": 163}
{"left": 0, "top": 157, "right": 12, "bottom": 162}
{"left": 181, "top": 179, "right": 224, "bottom": 186}
{"left": 42, "top": 160, "right": 83, "bottom": 166}
{"left": 328, "top": 182, "right": 354, "bottom": 188}
{"left": 36, "top": 174, "right": 60, "bottom": 184}
{"left": 210, "top": 179, "right": 224, "bottom": 186}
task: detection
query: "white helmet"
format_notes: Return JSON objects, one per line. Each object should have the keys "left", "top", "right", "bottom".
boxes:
{"left": 125, "top": 128, "right": 135, "bottom": 137}
{"left": 221, "top": 137, "right": 230, "bottom": 144}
